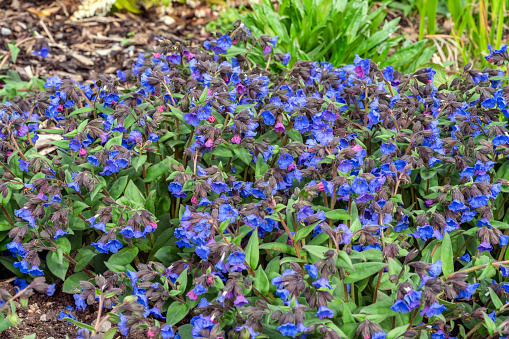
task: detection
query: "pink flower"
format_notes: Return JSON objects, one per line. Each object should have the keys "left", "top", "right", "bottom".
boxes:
{"left": 208, "top": 115, "right": 215, "bottom": 123}
{"left": 263, "top": 45, "right": 272, "bottom": 54}
{"left": 207, "top": 89, "right": 213, "bottom": 96}
{"left": 274, "top": 121, "right": 285, "bottom": 133}
{"left": 154, "top": 53, "right": 161, "bottom": 59}
{"left": 231, "top": 135, "right": 241, "bottom": 144}
{"left": 233, "top": 39, "right": 238, "bottom": 44}
{"left": 157, "top": 105, "right": 164, "bottom": 113}
{"left": 318, "top": 182, "right": 324, "bottom": 191}
{"left": 205, "top": 139, "right": 213, "bottom": 148}
{"left": 147, "top": 329, "right": 155, "bottom": 337}
{"left": 191, "top": 196, "right": 198, "bottom": 204}
{"left": 352, "top": 144, "right": 363, "bottom": 153}
{"left": 207, "top": 276, "right": 214, "bottom": 284}
{"left": 287, "top": 164, "right": 296, "bottom": 171}
{"left": 187, "top": 290, "right": 198, "bottom": 300}
{"left": 78, "top": 147, "right": 87, "bottom": 156}
{"left": 150, "top": 221, "right": 157, "bottom": 230}
{"left": 57, "top": 104, "right": 64, "bottom": 112}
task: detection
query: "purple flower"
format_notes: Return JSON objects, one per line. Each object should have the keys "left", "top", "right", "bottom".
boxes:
{"left": 478, "top": 241, "right": 492, "bottom": 251}
{"left": 282, "top": 52, "right": 291, "bottom": 65}
{"left": 234, "top": 294, "right": 249, "bottom": 307}
{"left": 168, "top": 54, "right": 181, "bottom": 64}
{"left": 228, "top": 251, "right": 245, "bottom": 265}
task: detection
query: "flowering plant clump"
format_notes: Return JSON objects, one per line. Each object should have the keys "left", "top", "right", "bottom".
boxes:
{"left": 4, "top": 21, "right": 509, "bottom": 339}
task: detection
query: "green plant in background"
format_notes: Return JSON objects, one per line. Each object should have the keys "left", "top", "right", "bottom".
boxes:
{"left": 206, "top": 6, "right": 245, "bottom": 33}
{"left": 416, "top": 0, "right": 507, "bottom": 69}
{"left": 0, "top": 71, "right": 44, "bottom": 102}
{"left": 234, "top": 0, "right": 435, "bottom": 71}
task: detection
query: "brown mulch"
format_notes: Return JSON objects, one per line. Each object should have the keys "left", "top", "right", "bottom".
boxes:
{"left": 1, "top": 281, "right": 95, "bottom": 339}
{"left": 0, "top": 0, "right": 216, "bottom": 84}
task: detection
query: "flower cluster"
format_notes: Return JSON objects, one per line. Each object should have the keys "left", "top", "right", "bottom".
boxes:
{"left": 3, "top": 22, "right": 509, "bottom": 339}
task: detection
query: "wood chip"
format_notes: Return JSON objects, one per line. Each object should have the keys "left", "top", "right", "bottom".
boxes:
{"left": 71, "top": 53, "right": 94, "bottom": 66}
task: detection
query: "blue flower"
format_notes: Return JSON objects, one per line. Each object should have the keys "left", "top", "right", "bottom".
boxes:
{"left": 69, "top": 139, "right": 81, "bottom": 151}
{"left": 168, "top": 54, "right": 181, "bottom": 64}
{"left": 372, "top": 332, "right": 387, "bottom": 339}
{"left": 428, "top": 260, "right": 442, "bottom": 277}
{"left": 469, "top": 195, "right": 489, "bottom": 209}
{"left": 282, "top": 52, "right": 291, "bottom": 66}
{"left": 315, "top": 306, "right": 334, "bottom": 319}
{"left": 33, "top": 46, "right": 49, "bottom": 58}
{"left": 116, "top": 70, "right": 126, "bottom": 82}
{"left": 448, "top": 200, "right": 469, "bottom": 213}
{"left": 168, "top": 182, "right": 187, "bottom": 198}
{"left": 261, "top": 110, "right": 275, "bottom": 125}
{"left": 391, "top": 299, "right": 411, "bottom": 313}
{"left": 420, "top": 302, "right": 447, "bottom": 317}
{"left": 277, "top": 153, "right": 294, "bottom": 170}
{"left": 74, "top": 293, "right": 87, "bottom": 311}
{"left": 92, "top": 239, "right": 123, "bottom": 253}
{"left": 380, "top": 142, "right": 396, "bottom": 154}
{"left": 218, "top": 204, "right": 239, "bottom": 223}
{"left": 228, "top": 251, "right": 245, "bottom": 265}
{"left": 161, "top": 325, "right": 175, "bottom": 338}
{"left": 312, "top": 277, "right": 332, "bottom": 289}
{"left": 459, "top": 252, "right": 470, "bottom": 263}
{"left": 19, "top": 160, "right": 29, "bottom": 172}
{"left": 217, "top": 35, "right": 232, "bottom": 51}
{"left": 352, "top": 177, "right": 368, "bottom": 194}
{"left": 305, "top": 264, "right": 318, "bottom": 279}
{"left": 277, "top": 323, "right": 298, "bottom": 338}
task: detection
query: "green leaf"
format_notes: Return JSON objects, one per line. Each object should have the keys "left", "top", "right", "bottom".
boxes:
{"left": 103, "top": 328, "right": 118, "bottom": 339}
{"left": 105, "top": 135, "right": 123, "bottom": 149}
{"left": 259, "top": 243, "right": 296, "bottom": 256}
{"left": 335, "top": 250, "right": 354, "bottom": 270}
{"left": 302, "top": 245, "right": 330, "bottom": 259}
{"left": 387, "top": 324, "right": 409, "bottom": 339}
{"left": 254, "top": 267, "right": 270, "bottom": 296}
{"left": 483, "top": 312, "right": 497, "bottom": 337}
{"left": 166, "top": 302, "right": 190, "bottom": 326}
{"left": 233, "top": 147, "right": 253, "bottom": 166}
{"left": 7, "top": 43, "right": 20, "bottom": 63}
{"left": 294, "top": 221, "right": 319, "bottom": 242}
{"left": 324, "top": 209, "right": 352, "bottom": 220}
{"left": 245, "top": 229, "right": 260, "bottom": 270}
{"left": 131, "top": 155, "right": 147, "bottom": 171}
{"left": 125, "top": 180, "right": 145, "bottom": 203}
{"left": 441, "top": 232, "right": 453, "bottom": 278}
{"left": 47, "top": 250, "right": 69, "bottom": 280}
{"left": 109, "top": 175, "right": 129, "bottom": 200}
{"left": 108, "top": 247, "right": 139, "bottom": 266}
{"left": 63, "top": 272, "right": 91, "bottom": 294}
{"left": 22, "top": 335, "right": 36, "bottom": 339}
{"left": 144, "top": 157, "right": 170, "bottom": 182}
{"left": 63, "top": 318, "right": 97, "bottom": 332}
{"left": 343, "top": 262, "right": 386, "bottom": 284}
{"left": 175, "top": 268, "right": 188, "bottom": 293}
{"left": 489, "top": 287, "right": 504, "bottom": 309}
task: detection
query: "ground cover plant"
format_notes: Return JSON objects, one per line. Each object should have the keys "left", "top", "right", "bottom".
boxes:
{"left": 4, "top": 20, "right": 509, "bottom": 339}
